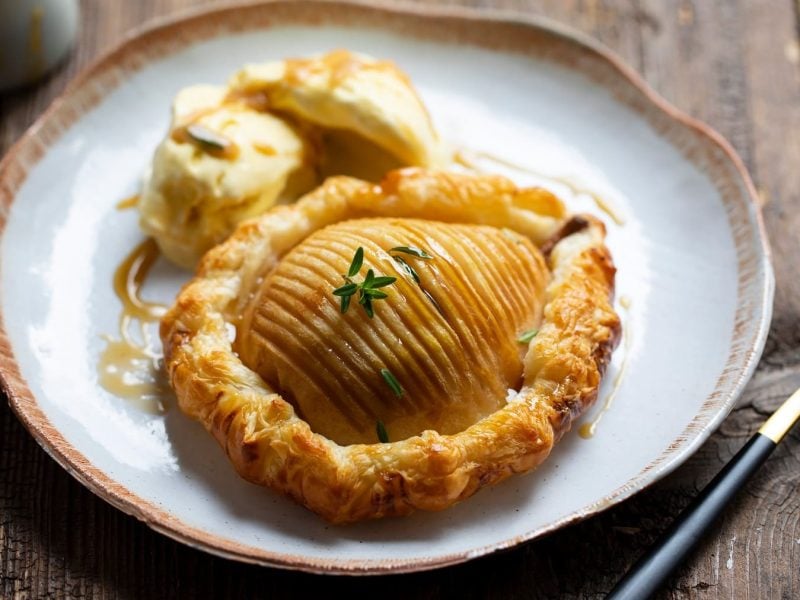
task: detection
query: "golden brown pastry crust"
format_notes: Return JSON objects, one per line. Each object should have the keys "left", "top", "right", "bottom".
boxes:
{"left": 161, "top": 168, "right": 620, "bottom": 523}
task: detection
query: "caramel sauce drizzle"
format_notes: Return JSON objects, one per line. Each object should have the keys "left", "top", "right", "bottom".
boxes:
{"left": 99, "top": 235, "right": 170, "bottom": 413}
{"left": 97, "top": 334, "right": 168, "bottom": 414}
{"left": 112, "top": 238, "right": 167, "bottom": 323}
{"left": 226, "top": 49, "right": 435, "bottom": 135}
{"left": 253, "top": 142, "right": 277, "bottom": 156}
{"left": 453, "top": 149, "right": 626, "bottom": 226}
{"left": 116, "top": 194, "right": 139, "bottom": 210}
{"left": 284, "top": 49, "right": 410, "bottom": 89}
{"left": 225, "top": 89, "right": 270, "bottom": 112}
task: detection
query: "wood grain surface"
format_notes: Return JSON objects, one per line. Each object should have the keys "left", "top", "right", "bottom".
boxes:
{"left": 2, "top": 0, "right": 799, "bottom": 597}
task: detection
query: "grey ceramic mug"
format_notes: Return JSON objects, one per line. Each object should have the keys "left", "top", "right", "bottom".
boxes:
{"left": 0, "top": 0, "right": 79, "bottom": 92}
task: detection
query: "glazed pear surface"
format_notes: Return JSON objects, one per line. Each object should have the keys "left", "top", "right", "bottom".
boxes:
{"left": 237, "top": 218, "right": 547, "bottom": 445}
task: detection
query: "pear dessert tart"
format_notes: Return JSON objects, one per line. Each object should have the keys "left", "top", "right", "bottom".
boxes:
{"left": 161, "top": 168, "right": 621, "bottom": 523}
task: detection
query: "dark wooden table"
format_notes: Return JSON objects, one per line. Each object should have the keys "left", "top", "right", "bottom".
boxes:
{"left": 2, "top": 1, "right": 799, "bottom": 597}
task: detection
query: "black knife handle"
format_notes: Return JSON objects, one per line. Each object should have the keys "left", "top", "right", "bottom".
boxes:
{"left": 607, "top": 433, "right": 777, "bottom": 600}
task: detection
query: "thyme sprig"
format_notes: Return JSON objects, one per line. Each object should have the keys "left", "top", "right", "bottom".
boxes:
{"left": 389, "top": 246, "right": 444, "bottom": 316}
{"left": 390, "top": 245, "right": 433, "bottom": 286}
{"left": 333, "top": 247, "right": 396, "bottom": 318}
{"left": 380, "top": 368, "right": 404, "bottom": 397}
{"left": 347, "top": 246, "right": 364, "bottom": 277}
{"left": 392, "top": 255, "right": 420, "bottom": 284}
{"left": 376, "top": 419, "right": 389, "bottom": 443}
{"left": 390, "top": 246, "right": 433, "bottom": 260}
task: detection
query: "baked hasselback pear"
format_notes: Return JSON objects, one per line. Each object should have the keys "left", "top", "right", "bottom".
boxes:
{"left": 161, "top": 169, "right": 620, "bottom": 523}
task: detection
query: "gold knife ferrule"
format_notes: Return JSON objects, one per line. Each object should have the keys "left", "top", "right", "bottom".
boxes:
{"left": 759, "top": 388, "right": 800, "bottom": 443}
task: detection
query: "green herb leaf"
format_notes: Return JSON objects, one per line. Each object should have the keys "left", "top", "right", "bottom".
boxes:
{"left": 367, "top": 276, "right": 397, "bottom": 289}
{"left": 334, "top": 247, "right": 396, "bottom": 317}
{"left": 347, "top": 247, "right": 364, "bottom": 277}
{"left": 362, "top": 297, "right": 374, "bottom": 318}
{"left": 364, "top": 289, "right": 389, "bottom": 299}
{"left": 393, "top": 256, "right": 420, "bottom": 284}
{"left": 389, "top": 247, "right": 443, "bottom": 319}
{"left": 380, "top": 368, "right": 403, "bottom": 397}
{"left": 332, "top": 283, "right": 358, "bottom": 297}
{"left": 518, "top": 329, "right": 539, "bottom": 344}
{"left": 376, "top": 420, "right": 389, "bottom": 443}
{"left": 390, "top": 246, "right": 433, "bottom": 260}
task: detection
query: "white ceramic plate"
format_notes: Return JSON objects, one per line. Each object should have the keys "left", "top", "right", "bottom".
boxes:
{"left": 0, "top": 1, "right": 773, "bottom": 574}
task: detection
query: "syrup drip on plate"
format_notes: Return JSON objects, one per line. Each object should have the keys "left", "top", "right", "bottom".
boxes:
{"left": 98, "top": 233, "right": 170, "bottom": 413}
{"left": 112, "top": 238, "right": 167, "bottom": 323}
{"left": 578, "top": 295, "right": 633, "bottom": 439}
{"left": 453, "top": 149, "right": 626, "bottom": 226}
{"left": 98, "top": 334, "right": 168, "bottom": 414}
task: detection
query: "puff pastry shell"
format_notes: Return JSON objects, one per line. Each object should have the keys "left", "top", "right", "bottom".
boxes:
{"left": 161, "top": 168, "right": 621, "bottom": 523}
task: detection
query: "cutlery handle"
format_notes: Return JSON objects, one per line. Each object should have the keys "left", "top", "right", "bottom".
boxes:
{"left": 606, "top": 433, "right": 775, "bottom": 599}
{"left": 609, "top": 388, "right": 800, "bottom": 599}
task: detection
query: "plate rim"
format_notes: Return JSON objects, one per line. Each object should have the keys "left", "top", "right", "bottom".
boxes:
{"left": 0, "top": 0, "right": 774, "bottom": 575}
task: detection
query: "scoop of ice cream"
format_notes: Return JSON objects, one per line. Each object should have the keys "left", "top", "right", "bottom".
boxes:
{"left": 140, "top": 51, "right": 443, "bottom": 269}
{"left": 138, "top": 85, "right": 316, "bottom": 268}
{"left": 229, "top": 50, "right": 443, "bottom": 168}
